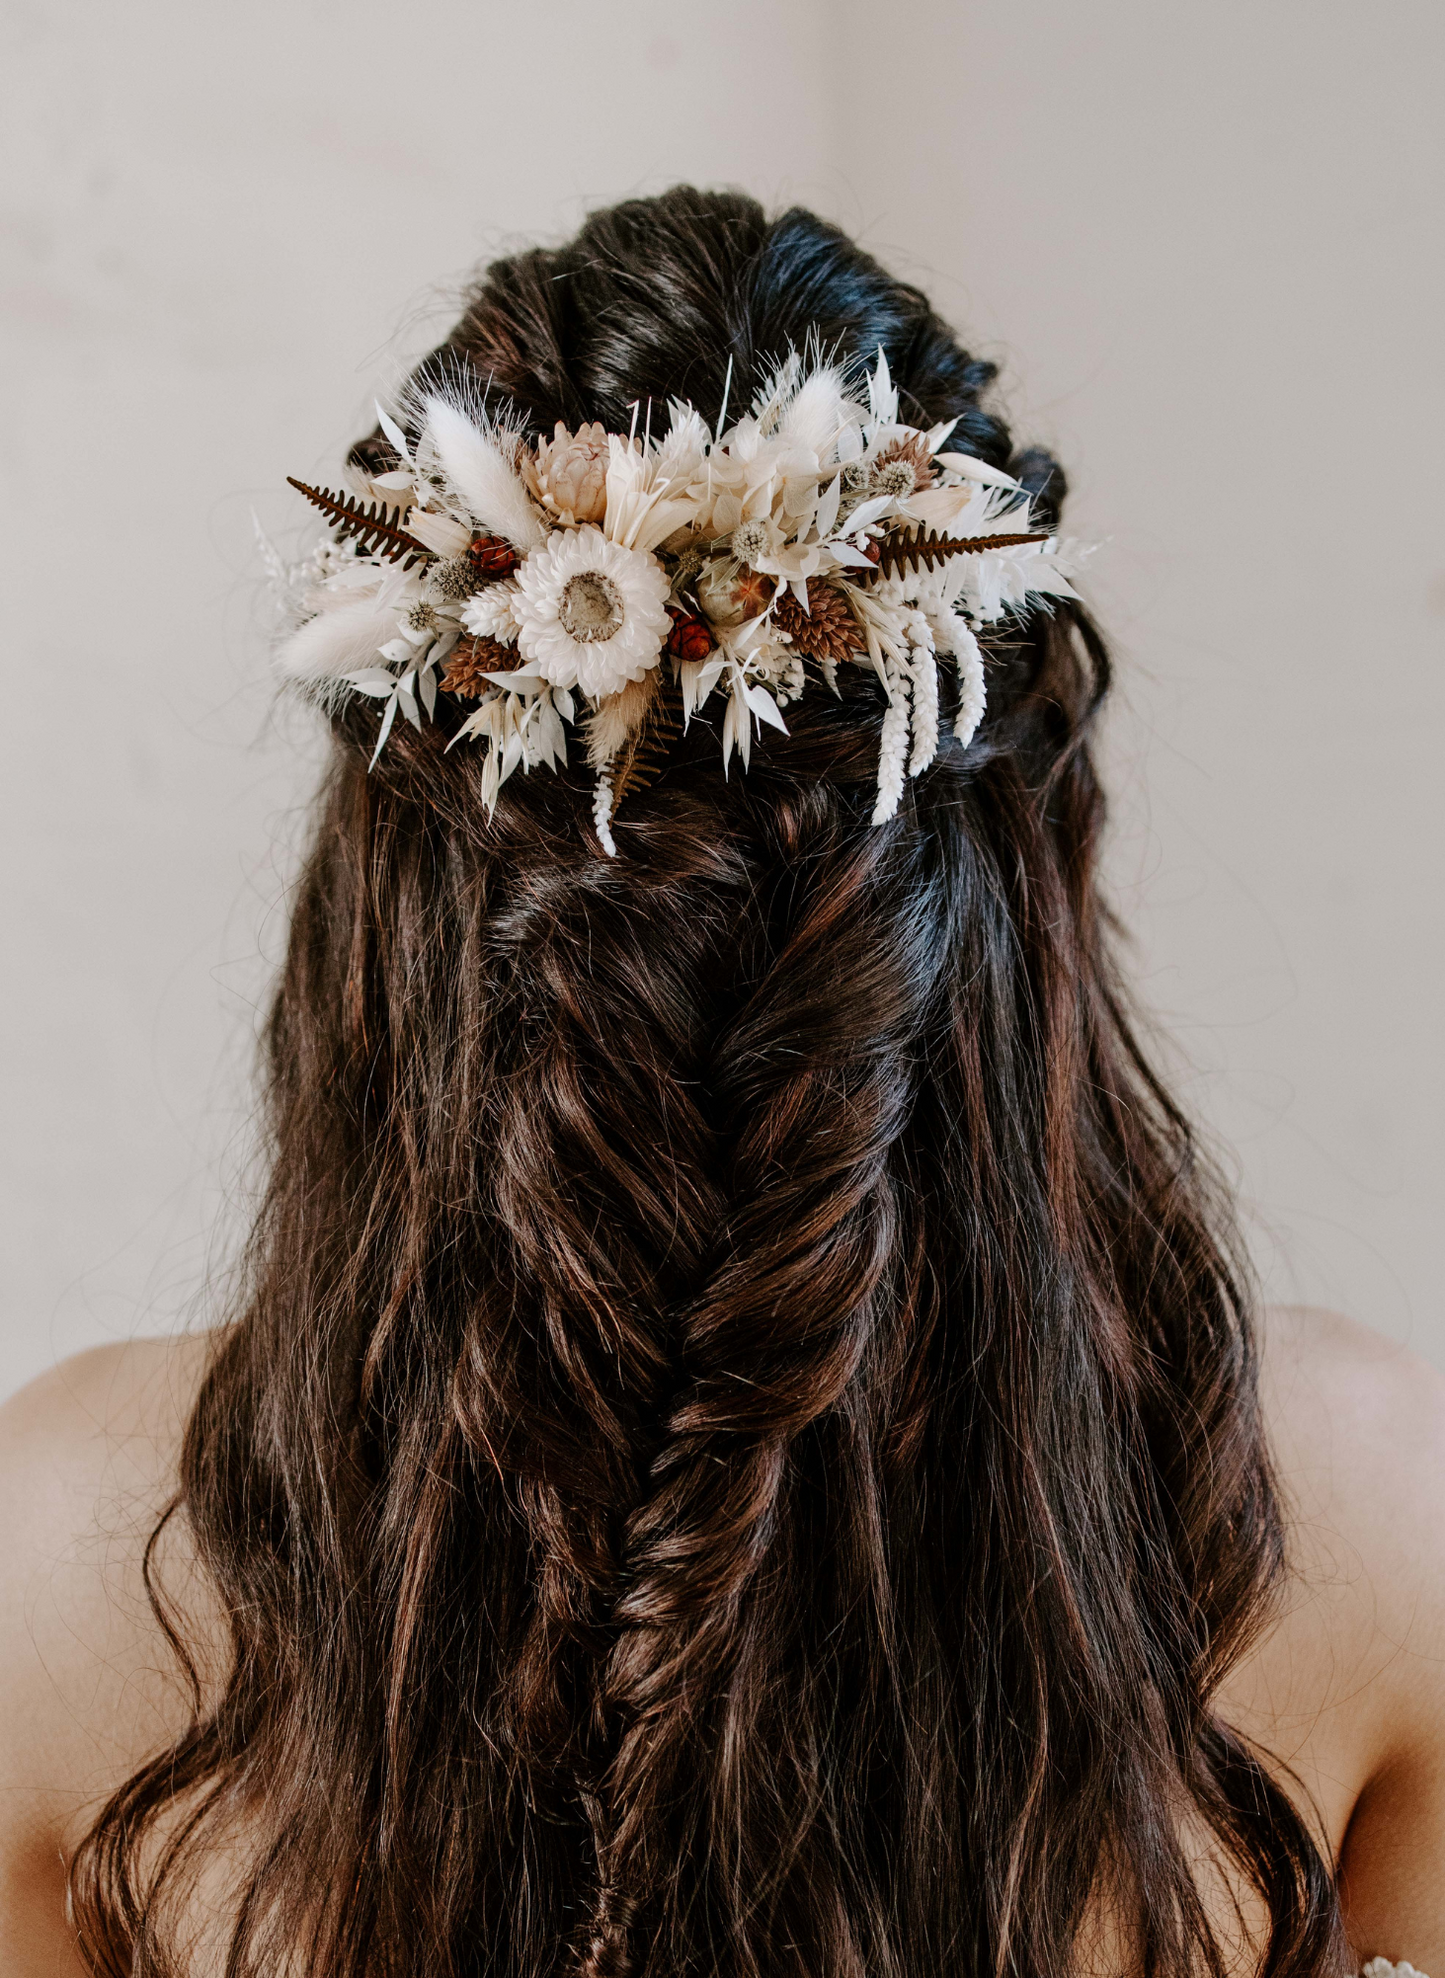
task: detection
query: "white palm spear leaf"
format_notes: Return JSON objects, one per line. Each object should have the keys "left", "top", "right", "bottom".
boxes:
{"left": 866, "top": 347, "right": 900, "bottom": 432}
{"left": 423, "top": 397, "right": 549, "bottom": 553}
{"left": 934, "top": 450, "right": 1022, "bottom": 492}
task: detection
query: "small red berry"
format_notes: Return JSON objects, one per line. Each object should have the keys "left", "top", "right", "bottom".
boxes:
{"left": 467, "top": 533, "right": 519, "bottom": 578}
{"left": 665, "top": 605, "right": 714, "bottom": 664}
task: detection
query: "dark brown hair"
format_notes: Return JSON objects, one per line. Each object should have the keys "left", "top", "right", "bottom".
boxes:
{"left": 71, "top": 188, "right": 1346, "bottom": 1977}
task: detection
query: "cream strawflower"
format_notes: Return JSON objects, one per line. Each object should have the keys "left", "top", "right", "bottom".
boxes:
{"left": 512, "top": 526, "right": 671, "bottom": 698}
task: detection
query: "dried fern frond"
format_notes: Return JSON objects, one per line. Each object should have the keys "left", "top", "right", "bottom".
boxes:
{"left": 612, "top": 673, "right": 682, "bottom": 810}
{"left": 874, "top": 529, "right": 1049, "bottom": 581}
{"left": 287, "top": 478, "right": 433, "bottom": 569}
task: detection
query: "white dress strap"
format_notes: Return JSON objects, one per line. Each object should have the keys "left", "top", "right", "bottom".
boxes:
{"left": 1363, "top": 1961, "right": 1430, "bottom": 1976}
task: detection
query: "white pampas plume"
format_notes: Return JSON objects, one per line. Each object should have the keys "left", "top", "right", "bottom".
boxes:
{"left": 871, "top": 649, "right": 910, "bottom": 824}
{"left": 423, "top": 397, "right": 548, "bottom": 553}
{"left": 277, "top": 600, "right": 397, "bottom": 686}
{"left": 585, "top": 676, "right": 649, "bottom": 769}
{"left": 779, "top": 363, "right": 856, "bottom": 463}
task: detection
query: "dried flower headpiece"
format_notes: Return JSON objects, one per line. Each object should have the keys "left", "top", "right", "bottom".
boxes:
{"left": 273, "top": 346, "right": 1087, "bottom": 853}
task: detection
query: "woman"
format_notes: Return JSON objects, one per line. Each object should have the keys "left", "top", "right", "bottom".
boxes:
{"left": 1, "top": 186, "right": 1441, "bottom": 1977}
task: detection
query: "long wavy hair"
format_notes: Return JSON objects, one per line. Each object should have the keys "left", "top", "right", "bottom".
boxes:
{"left": 70, "top": 188, "right": 1346, "bottom": 1977}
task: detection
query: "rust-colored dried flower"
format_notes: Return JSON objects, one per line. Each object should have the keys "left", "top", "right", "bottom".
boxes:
{"left": 533, "top": 421, "right": 611, "bottom": 526}
{"left": 440, "top": 636, "right": 518, "bottom": 698}
{"left": 467, "top": 534, "right": 520, "bottom": 579}
{"left": 664, "top": 606, "right": 714, "bottom": 665}
{"left": 771, "top": 580, "right": 861, "bottom": 665}
{"left": 731, "top": 565, "right": 776, "bottom": 619}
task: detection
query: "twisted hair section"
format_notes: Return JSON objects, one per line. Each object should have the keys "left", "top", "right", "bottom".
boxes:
{"left": 70, "top": 188, "right": 1344, "bottom": 1977}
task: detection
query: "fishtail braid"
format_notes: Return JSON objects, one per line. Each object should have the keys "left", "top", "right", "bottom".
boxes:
{"left": 442, "top": 791, "right": 756, "bottom": 1792}
{"left": 575, "top": 789, "right": 954, "bottom": 1977}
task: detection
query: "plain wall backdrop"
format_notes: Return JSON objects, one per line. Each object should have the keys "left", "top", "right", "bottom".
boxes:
{"left": 1, "top": 0, "right": 1440, "bottom": 1404}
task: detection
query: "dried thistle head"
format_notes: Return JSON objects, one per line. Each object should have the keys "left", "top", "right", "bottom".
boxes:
{"left": 867, "top": 433, "right": 935, "bottom": 498}
{"left": 431, "top": 557, "right": 482, "bottom": 603}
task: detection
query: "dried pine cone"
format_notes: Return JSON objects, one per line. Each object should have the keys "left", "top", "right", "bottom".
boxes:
{"left": 467, "top": 533, "right": 519, "bottom": 578}
{"left": 665, "top": 604, "right": 714, "bottom": 664}
{"left": 440, "top": 635, "right": 517, "bottom": 698}
{"left": 771, "top": 579, "right": 861, "bottom": 665}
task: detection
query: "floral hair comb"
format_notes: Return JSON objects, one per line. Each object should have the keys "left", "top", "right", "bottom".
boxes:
{"left": 272, "top": 346, "right": 1085, "bottom": 853}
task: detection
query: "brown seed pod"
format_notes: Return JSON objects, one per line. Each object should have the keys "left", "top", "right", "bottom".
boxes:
{"left": 440, "top": 636, "right": 519, "bottom": 698}
{"left": 770, "top": 579, "right": 862, "bottom": 665}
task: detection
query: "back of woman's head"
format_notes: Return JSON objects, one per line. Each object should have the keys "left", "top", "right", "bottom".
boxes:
{"left": 71, "top": 187, "right": 1345, "bottom": 1978}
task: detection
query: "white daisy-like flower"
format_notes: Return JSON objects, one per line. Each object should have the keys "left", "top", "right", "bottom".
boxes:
{"left": 512, "top": 525, "right": 671, "bottom": 698}
{"left": 462, "top": 580, "right": 523, "bottom": 646}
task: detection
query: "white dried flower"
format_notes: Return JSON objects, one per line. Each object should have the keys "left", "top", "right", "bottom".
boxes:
{"left": 592, "top": 770, "right": 617, "bottom": 857}
{"left": 512, "top": 525, "right": 671, "bottom": 698}
{"left": 872, "top": 651, "right": 910, "bottom": 825}
{"left": 952, "top": 619, "right": 987, "bottom": 748}
{"left": 533, "top": 421, "right": 610, "bottom": 525}
{"left": 462, "top": 580, "right": 523, "bottom": 645}
{"left": 731, "top": 516, "right": 777, "bottom": 566}
{"left": 909, "top": 645, "right": 939, "bottom": 775}
{"left": 430, "top": 557, "right": 481, "bottom": 603}
{"left": 869, "top": 459, "right": 918, "bottom": 500}
{"left": 775, "top": 650, "right": 805, "bottom": 706}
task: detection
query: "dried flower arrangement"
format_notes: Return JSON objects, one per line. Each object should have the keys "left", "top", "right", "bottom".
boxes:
{"left": 272, "top": 347, "right": 1087, "bottom": 854}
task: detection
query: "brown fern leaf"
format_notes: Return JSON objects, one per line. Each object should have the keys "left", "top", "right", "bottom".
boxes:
{"left": 612, "top": 674, "right": 682, "bottom": 810}
{"left": 874, "top": 528, "right": 1050, "bottom": 580}
{"left": 286, "top": 478, "right": 433, "bottom": 569}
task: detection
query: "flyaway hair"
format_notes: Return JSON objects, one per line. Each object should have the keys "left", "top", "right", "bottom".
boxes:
{"left": 70, "top": 187, "right": 1346, "bottom": 1978}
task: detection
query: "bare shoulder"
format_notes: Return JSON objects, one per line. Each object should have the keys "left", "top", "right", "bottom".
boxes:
{"left": 0, "top": 1335, "right": 216, "bottom": 1960}
{"left": 1258, "top": 1304, "right": 1445, "bottom": 1670}
{"left": 1232, "top": 1307, "right": 1445, "bottom": 1969}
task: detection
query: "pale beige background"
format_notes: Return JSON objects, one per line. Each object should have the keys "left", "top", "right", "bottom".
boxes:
{"left": 1, "top": 0, "right": 1440, "bottom": 1404}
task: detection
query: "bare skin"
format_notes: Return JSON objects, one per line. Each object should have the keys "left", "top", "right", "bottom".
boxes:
{"left": 0, "top": 1309, "right": 1442, "bottom": 1975}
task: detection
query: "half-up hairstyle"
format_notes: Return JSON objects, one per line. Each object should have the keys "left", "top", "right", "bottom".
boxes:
{"left": 70, "top": 186, "right": 1347, "bottom": 1978}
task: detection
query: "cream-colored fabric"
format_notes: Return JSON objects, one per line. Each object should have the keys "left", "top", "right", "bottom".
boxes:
{"left": 1363, "top": 1960, "right": 1429, "bottom": 1976}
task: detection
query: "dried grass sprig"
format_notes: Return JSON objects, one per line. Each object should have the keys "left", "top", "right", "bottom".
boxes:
{"left": 612, "top": 672, "right": 682, "bottom": 809}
